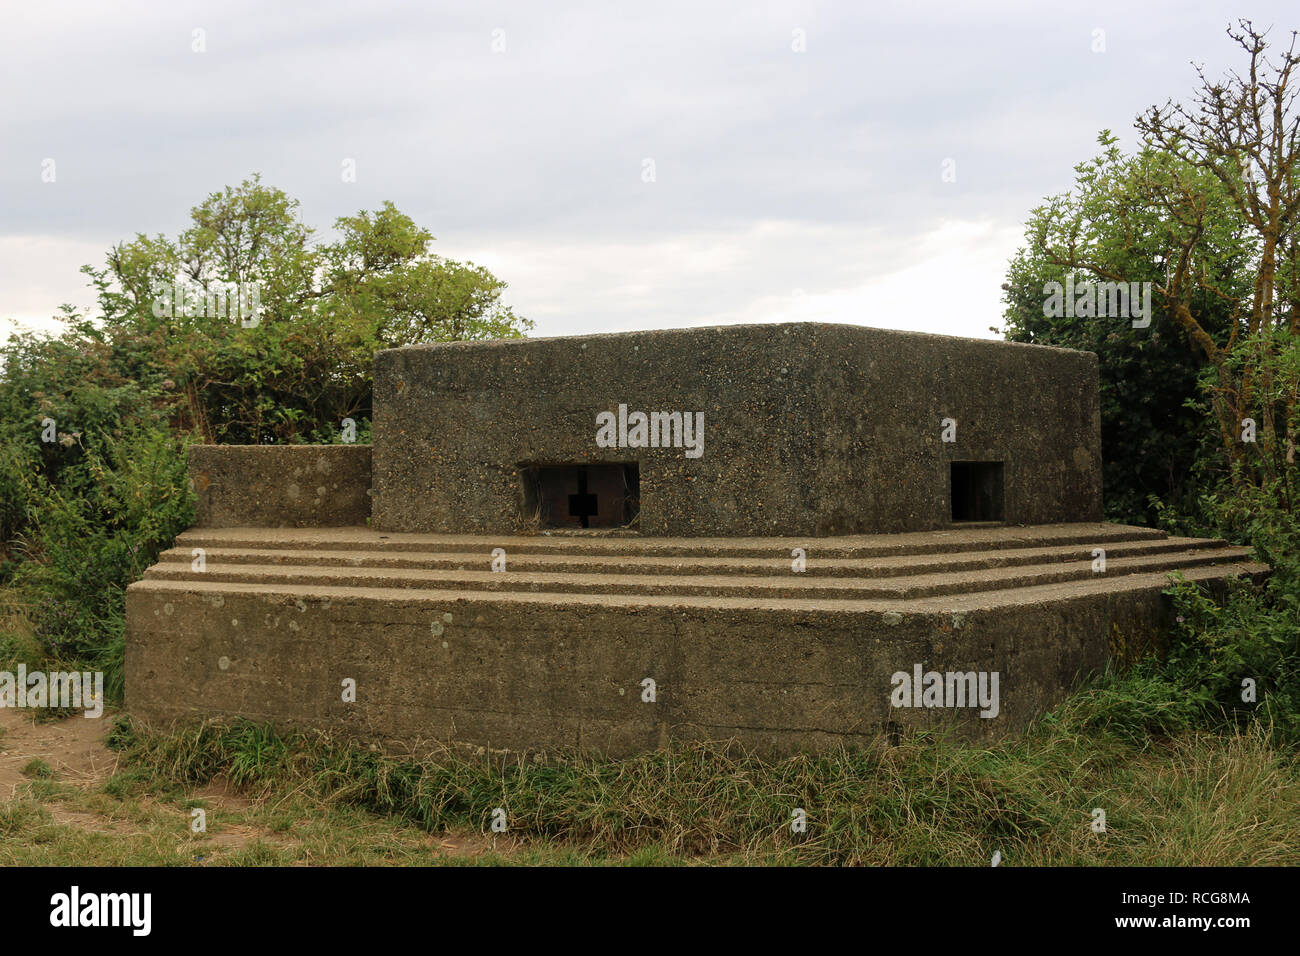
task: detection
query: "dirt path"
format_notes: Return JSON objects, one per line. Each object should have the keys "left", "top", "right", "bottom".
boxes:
{"left": 0, "top": 708, "right": 518, "bottom": 863}
{"left": 0, "top": 706, "right": 117, "bottom": 800}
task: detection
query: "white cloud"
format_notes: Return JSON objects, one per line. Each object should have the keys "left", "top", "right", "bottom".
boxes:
{"left": 457, "top": 217, "right": 1023, "bottom": 339}
{"left": 0, "top": 0, "right": 1289, "bottom": 348}
{"left": 0, "top": 235, "right": 104, "bottom": 338}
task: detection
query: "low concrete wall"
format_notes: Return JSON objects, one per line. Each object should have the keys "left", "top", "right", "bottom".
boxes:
{"left": 124, "top": 584, "right": 1159, "bottom": 757}
{"left": 189, "top": 445, "right": 372, "bottom": 527}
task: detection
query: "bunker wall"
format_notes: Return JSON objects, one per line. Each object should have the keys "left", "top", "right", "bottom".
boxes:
{"left": 807, "top": 325, "right": 1103, "bottom": 533}
{"left": 372, "top": 324, "right": 823, "bottom": 535}
{"left": 371, "top": 323, "right": 1102, "bottom": 536}
{"left": 189, "top": 445, "right": 372, "bottom": 528}
{"left": 124, "top": 585, "right": 1148, "bottom": 757}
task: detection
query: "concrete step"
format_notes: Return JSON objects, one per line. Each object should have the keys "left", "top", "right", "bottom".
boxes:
{"left": 143, "top": 545, "right": 1255, "bottom": 601}
{"left": 128, "top": 556, "right": 1270, "bottom": 615}
{"left": 154, "top": 536, "right": 1223, "bottom": 579}
{"left": 136, "top": 523, "right": 1264, "bottom": 614}
{"left": 172, "top": 521, "right": 1168, "bottom": 560}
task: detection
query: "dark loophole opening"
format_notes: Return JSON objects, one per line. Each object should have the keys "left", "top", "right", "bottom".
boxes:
{"left": 520, "top": 463, "right": 640, "bottom": 529}
{"left": 951, "top": 461, "right": 1004, "bottom": 522}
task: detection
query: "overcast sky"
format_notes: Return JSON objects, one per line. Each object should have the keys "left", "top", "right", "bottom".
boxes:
{"left": 1, "top": 1, "right": 1294, "bottom": 342}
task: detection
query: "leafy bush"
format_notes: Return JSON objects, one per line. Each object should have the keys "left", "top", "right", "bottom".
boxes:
{"left": 0, "top": 177, "right": 531, "bottom": 700}
{"left": 1158, "top": 487, "right": 1300, "bottom": 743}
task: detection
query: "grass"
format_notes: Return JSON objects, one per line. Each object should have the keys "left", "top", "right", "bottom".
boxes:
{"left": 21, "top": 758, "right": 52, "bottom": 779}
{"left": 3, "top": 722, "right": 1296, "bottom": 866}
{"left": 1, "top": 702, "right": 1297, "bottom": 865}
{"left": 1, "top": 576, "right": 1296, "bottom": 866}
{"left": 3, "top": 665, "right": 1290, "bottom": 867}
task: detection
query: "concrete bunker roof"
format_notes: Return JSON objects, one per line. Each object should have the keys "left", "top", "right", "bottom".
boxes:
{"left": 375, "top": 321, "right": 1098, "bottom": 360}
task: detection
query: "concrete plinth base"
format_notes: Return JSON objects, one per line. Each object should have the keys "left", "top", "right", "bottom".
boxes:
{"left": 125, "top": 523, "right": 1264, "bottom": 757}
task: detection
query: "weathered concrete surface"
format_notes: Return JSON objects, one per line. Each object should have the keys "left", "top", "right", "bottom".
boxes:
{"left": 121, "top": 327, "right": 1261, "bottom": 758}
{"left": 124, "top": 524, "right": 1265, "bottom": 757}
{"left": 124, "top": 587, "right": 1096, "bottom": 754}
{"left": 371, "top": 323, "right": 1103, "bottom": 536}
{"left": 189, "top": 445, "right": 372, "bottom": 528}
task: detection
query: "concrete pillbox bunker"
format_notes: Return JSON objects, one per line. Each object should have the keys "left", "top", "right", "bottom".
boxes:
{"left": 126, "top": 322, "right": 1265, "bottom": 756}
{"left": 370, "top": 323, "right": 1104, "bottom": 536}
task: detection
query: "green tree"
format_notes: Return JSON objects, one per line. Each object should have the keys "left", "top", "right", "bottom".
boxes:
{"left": 1004, "top": 21, "right": 1300, "bottom": 522}
{"left": 0, "top": 178, "right": 531, "bottom": 687}
{"left": 81, "top": 175, "right": 531, "bottom": 443}
{"left": 1002, "top": 133, "right": 1245, "bottom": 524}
